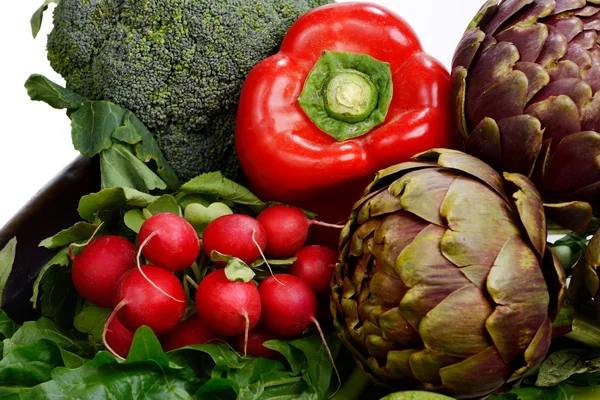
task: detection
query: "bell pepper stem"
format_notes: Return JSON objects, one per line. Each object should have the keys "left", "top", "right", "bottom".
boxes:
{"left": 330, "top": 366, "right": 372, "bottom": 400}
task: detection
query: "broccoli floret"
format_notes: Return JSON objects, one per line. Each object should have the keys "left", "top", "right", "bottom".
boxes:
{"left": 46, "top": 0, "right": 332, "bottom": 182}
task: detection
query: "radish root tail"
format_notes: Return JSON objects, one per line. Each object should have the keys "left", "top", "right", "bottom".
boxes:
{"left": 137, "top": 231, "right": 185, "bottom": 303}
{"left": 311, "top": 316, "right": 341, "bottom": 399}
{"left": 243, "top": 312, "right": 250, "bottom": 358}
{"left": 252, "top": 229, "right": 284, "bottom": 286}
{"left": 309, "top": 220, "right": 345, "bottom": 229}
{"left": 102, "top": 301, "right": 127, "bottom": 361}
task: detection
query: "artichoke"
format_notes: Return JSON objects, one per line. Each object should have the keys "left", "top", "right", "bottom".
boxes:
{"left": 331, "top": 149, "right": 566, "bottom": 399}
{"left": 451, "top": 0, "right": 600, "bottom": 227}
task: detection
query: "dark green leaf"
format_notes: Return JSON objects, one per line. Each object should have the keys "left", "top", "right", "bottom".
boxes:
{"left": 70, "top": 101, "right": 127, "bottom": 157}
{"left": 30, "top": 246, "right": 70, "bottom": 309}
{"left": 179, "top": 172, "right": 268, "bottom": 213}
{"left": 24, "top": 74, "right": 84, "bottom": 109}
{"left": 510, "top": 384, "right": 573, "bottom": 400}
{"left": 17, "top": 351, "right": 199, "bottom": 399}
{"left": 39, "top": 266, "right": 80, "bottom": 327}
{"left": 99, "top": 144, "right": 167, "bottom": 191}
{"left": 38, "top": 221, "right": 101, "bottom": 249}
{"left": 3, "top": 317, "right": 95, "bottom": 359}
{"left": 78, "top": 186, "right": 158, "bottom": 222}
{"left": 0, "top": 310, "right": 19, "bottom": 340}
{"left": 73, "top": 303, "right": 111, "bottom": 346}
{"left": 176, "top": 194, "right": 212, "bottom": 209}
{"left": 125, "top": 112, "right": 181, "bottom": 191}
{"left": 146, "top": 194, "right": 182, "bottom": 217}
{"left": 0, "top": 237, "right": 17, "bottom": 308}
{"left": 194, "top": 378, "right": 238, "bottom": 399}
{"left": 125, "top": 326, "right": 169, "bottom": 367}
{"left": 0, "top": 338, "right": 85, "bottom": 387}
{"left": 30, "top": 0, "right": 60, "bottom": 38}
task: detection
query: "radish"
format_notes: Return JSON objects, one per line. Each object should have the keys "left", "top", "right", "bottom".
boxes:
{"left": 103, "top": 310, "right": 135, "bottom": 359}
{"left": 259, "top": 274, "right": 340, "bottom": 390}
{"left": 71, "top": 235, "right": 137, "bottom": 308}
{"left": 289, "top": 245, "right": 338, "bottom": 296}
{"left": 162, "top": 315, "right": 225, "bottom": 352}
{"left": 256, "top": 205, "right": 343, "bottom": 258}
{"left": 195, "top": 268, "right": 261, "bottom": 354}
{"left": 138, "top": 213, "right": 200, "bottom": 271}
{"left": 233, "top": 324, "right": 282, "bottom": 360}
{"left": 201, "top": 214, "right": 267, "bottom": 265}
{"left": 113, "top": 265, "right": 186, "bottom": 336}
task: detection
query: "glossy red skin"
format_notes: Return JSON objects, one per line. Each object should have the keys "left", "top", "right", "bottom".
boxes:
{"left": 138, "top": 213, "right": 200, "bottom": 271}
{"left": 113, "top": 265, "right": 186, "bottom": 336}
{"left": 256, "top": 205, "right": 309, "bottom": 258}
{"left": 289, "top": 245, "right": 337, "bottom": 296}
{"left": 195, "top": 269, "right": 261, "bottom": 336}
{"left": 235, "top": 3, "right": 457, "bottom": 236}
{"left": 258, "top": 274, "right": 317, "bottom": 337}
{"left": 162, "top": 315, "right": 225, "bottom": 352}
{"left": 233, "top": 324, "right": 282, "bottom": 360}
{"left": 104, "top": 313, "right": 135, "bottom": 359}
{"left": 71, "top": 235, "right": 137, "bottom": 308}
{"left": 202, "top": 214, "right": 267, "bottom": 265}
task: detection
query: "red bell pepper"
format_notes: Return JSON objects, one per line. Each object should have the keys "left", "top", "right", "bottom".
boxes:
{"left": 235, "top": 2, "right": 457, "bottom": 245}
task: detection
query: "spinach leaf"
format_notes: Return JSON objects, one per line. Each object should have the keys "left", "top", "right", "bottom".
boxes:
{"left": 0, "top": 237, "right": 17, "bottom": 308}
{"left": 30, "top": 246, "right": 70, "bottom": 309}
{"left": 0, "top": 310, "right": 19, "bottom": 340}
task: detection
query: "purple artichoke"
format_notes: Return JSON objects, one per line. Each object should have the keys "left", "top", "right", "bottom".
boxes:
{"left": 331, "top": 149, "right": 566, "bottom": 399}
{"left": 451, "top": 0, "right": 600, "bottom": 229}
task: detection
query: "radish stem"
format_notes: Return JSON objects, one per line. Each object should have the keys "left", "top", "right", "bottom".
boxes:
{"left": 68, "top": 221, "right": 105, "bottom": 261}
{"left": 252, "top": 229, "right": 283, "bottom": 285}
{"left": 309, "top": 220, "right": 345, "bottom": 229}
{"left": 185, "top": 274, "right": 199, "bottom": 289}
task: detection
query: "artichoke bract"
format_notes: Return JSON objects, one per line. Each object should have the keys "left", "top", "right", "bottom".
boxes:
{"left": 331, "top": 149, "right": 566, "bottom": 399}
{"left": 451, "top": 0, "right": 600, "bottom": 224}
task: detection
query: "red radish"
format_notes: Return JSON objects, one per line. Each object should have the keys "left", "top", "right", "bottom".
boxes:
{"left": 259, "top": 274, "right": 341, "bottom": 391}
{"left": 71, "top": 235, "right": 137, "bottom": 308}
{"left": 113, "top": 265, "right": 186, "bottom": 336}
{"left": 103, "top": 311, "right": 135, "bottom": 359}
{"left": 162, "top": 315, "right": 225, "bottom": 352}
{"left": 256, "top": 205, "right": 344, "bottom": 258}
{"left": 258, "top": 274, "right": 318, "bottom": 337}
{"left": 138, "top": 213, "right": 200, "bottom": 271}
{"left": 195, "top": 268, "right": 261, "bottom": 337}
{"left": 289, "top": 245, "right": 338, "bottom": 296}
{"left": 202, "top": 214, "right": 267, "bottom": 264}
{"left": 233, "top": 324, "right": 282, "bottom": 360}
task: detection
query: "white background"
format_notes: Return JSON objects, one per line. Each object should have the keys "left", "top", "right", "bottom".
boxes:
{"left": 0, "top": 0, "right": 486, "bottom": 230}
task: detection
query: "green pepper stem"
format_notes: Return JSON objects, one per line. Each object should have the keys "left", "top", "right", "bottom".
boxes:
{"left": 324, "top": 71, "right": 378, "bottom": 123}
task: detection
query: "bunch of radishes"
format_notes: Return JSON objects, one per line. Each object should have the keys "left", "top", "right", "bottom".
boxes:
{"left": 68, "top": 203, "right": 341, "bottom": 364}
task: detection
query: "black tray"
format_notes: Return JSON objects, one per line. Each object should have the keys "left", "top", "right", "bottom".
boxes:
{"left": 0, "top": 156, "right": 100, "bottom": 323}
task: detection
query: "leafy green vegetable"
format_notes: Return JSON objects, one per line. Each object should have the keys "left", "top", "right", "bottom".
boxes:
{"left": 39, "top": 221, "right": 101, "bottom": 249}
{"left": 0, "top": 237, "right": 17, "bottom": 308}
{"left": 73, "top": 303, "right": 111, "bottom": 346}
{"left": 30, "top": 246, "right": 70, "bottom": 309}
{"left": 78, "top": 186, "right": 158, "bottom": 222}
{"left": 24, "top": 75, "right": 180, "bottom": 193}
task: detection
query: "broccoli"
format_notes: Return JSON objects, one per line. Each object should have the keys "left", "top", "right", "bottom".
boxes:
{"left": 45, "top": 0, "right": 332, "bottom": 182}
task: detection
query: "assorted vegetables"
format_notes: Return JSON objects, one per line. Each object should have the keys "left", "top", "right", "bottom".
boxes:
{"left": 2, "top": 0, "right": 600, "bottom": 399}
